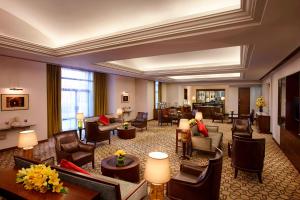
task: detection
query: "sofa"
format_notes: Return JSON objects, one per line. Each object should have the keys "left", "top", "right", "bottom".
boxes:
{"left": 85, "top": 115, "right": 122, "bottom": 132}
{"left": 14, "top": 155, "right": 148, "bottom": 200}
{"left": 190, "top": 125, "right": 223, "bottom": 154}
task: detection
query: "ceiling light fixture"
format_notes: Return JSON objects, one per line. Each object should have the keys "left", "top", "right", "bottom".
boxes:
{"left": 9, "top": 88, "right": 23, "bottom": 91}
{"left": 169, "top": 73, "right": 240, "bottom": 80}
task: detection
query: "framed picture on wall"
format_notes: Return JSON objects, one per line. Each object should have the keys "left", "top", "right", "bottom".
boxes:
{"left": 1, "top": 94, "right": 29, "bottom": 111}
{"left": 121, "top": 92, "right": 129, "bottom": 103}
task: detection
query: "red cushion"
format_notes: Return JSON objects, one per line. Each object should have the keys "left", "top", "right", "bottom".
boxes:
{"left": 60, "top": 159, "right": 90, "bottom": 175}
{"left": 196, "top": 120, "right": 208, "bottom": 137}
{"left": 99, "top": 115, "right": 110, "bottom": 125}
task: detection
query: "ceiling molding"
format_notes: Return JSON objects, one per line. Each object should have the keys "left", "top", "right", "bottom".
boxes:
{"left": 96, "top": 45, "right": 251, "bottom": 78}
{"left": 0, "top": 0, "right": 266, "bottom": 57}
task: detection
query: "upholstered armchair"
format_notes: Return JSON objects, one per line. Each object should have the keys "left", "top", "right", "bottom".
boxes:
{"left": 54, "top": 130, "right": 95, "bottom": 168}
{"left": 167, "top": 148, "right": 223, "bottom": 200}
{"left": 85, "top": 121, "right": 111, "bottom": 145}
{"left": 190, "top": 125, "right": 223, "bottom": 154}
{"left": 232, "top": 118, "right": 253, "bottom": 138}
{"left": 158, "top": 109, "right": 172, "bottom": 126}
{"left": 131, "top": 112, "right": 148, "bottom": 130}
{"left": 229, "top": 136, "right": 265, "bottom": 183}
{"left": 211, "top": 112, "right": 225, "bottom": 123}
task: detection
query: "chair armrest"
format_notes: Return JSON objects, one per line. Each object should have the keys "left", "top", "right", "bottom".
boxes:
{"left": 206, "top": 125, "right": 219, "bottom": 132}
{"left": 78, "top": 143, "right": 95, "bottom": 152}
{"left": 180, "top": 163, "right": 207, "bottom": 176}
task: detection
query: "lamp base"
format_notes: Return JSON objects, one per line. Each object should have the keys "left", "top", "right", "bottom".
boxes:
{"left": 149, "top": 183, "right": 165, "bottom": 200}
{"left": 22, "top": 148, "right": 34, "bottom": 159}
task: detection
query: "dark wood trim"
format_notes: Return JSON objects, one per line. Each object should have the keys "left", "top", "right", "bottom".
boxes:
{"left": 272, "top": 137, "right": 280, "bottom": 147}
{"left": 260, "top": 47, "right": 300, "bottom": 80}
{"left": 0, "top": 139, "right": 48, "bottom": 152}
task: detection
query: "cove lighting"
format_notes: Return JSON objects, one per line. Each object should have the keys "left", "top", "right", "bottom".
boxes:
{"left": 169, "top": 73, "right": 241, "bottom": 80}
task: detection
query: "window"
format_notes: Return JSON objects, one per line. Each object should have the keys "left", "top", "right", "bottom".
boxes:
{"left": 61, "top": 68, "right": 94, "bottom": 130}
{"left": 155, "top": 81, "right": 160, "bottom": 109}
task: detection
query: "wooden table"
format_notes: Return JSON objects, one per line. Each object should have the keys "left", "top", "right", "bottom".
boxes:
{"left": 0, "top": 169, "right": 101, "bottom": 200}
{"left": 117, "top": 127, "right": 136, "bottom": 139}
{"left": 101, "top": 154, "right": 140, "bottom": 183}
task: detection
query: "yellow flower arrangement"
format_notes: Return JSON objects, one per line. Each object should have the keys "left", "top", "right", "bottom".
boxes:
{"left": 188, "top": 119, "right": 196, "bottom": 126}
{"left": 114, "top": 149, "right": 126, "bottom": 157}
{"left": 16, "top": 164, "right": 67, "bottom": 194}
{"left": 256, "top": 96, "right": 266, "bottom": 108}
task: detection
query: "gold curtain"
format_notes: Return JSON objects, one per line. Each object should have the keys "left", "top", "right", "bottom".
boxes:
{"left": 94, "top": 72, "right": 107, "bottom": 115}
{"left": 158, "top": 82, "right": 162, "bottom": 103}
{"left": 47, "top": 64, "right": 62, "bottom": 138}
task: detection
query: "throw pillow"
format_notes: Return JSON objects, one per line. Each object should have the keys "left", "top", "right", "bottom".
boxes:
{"left": 191, "top": 124, "right": 200, "bottom": 136}
{"left": 61, "top": 141, "right": 79, "bottom": 153}
{"left": 99, "top": 115, "right": 110, "bottom": 125}
{"left": 196, "top": 120, "right": 208, "bottom": 137}
{"left": 60, "top": 159, "right": 90, "bottom": 175}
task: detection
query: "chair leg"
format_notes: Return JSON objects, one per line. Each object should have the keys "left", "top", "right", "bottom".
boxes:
{"left": 234, "top": 168, "right": 238, "bottom": 178}
{"left": 92, "top": 159, "right": 95, "bottom": 169}
{"left": 258, "top": 172, "right": 263, "bottom": 183}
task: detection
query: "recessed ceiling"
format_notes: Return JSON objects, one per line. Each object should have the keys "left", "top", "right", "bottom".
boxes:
{"left": 0, "top": 0, "right": 240, "bottom": 47}
{"left": 107, "top": 46, "right": 241, "bottom": 72}
{"left": 169, "top": 72, "right": 241, "bottom": 81}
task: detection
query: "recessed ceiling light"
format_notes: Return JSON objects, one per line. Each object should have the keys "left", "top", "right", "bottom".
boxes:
{"left": 169, "top": 73, "right": 241, "bottom": 80}
{"left": 108, "top": 46, "right": 241, "bottom": 72}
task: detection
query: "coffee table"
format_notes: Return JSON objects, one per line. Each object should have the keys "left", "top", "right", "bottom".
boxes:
{"left": 101, "top": 154, "right": 140, "bottom": 183}
{"left": 117, "top": 127, "right": 136, "bottom": 139}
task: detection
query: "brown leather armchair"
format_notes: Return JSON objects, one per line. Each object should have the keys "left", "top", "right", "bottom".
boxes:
{"left": 229, "top": 136, "right": 265, "bottom": 183}
{"left": 158, "top": 109, "right": 172, "bottom": 126}
{"left": 54, "top": 130, "right": 95, "bottom": 168}
{"left": 85, "top": 121, "right": 111, "bottom": 146}
{"left": 232, "top": 118, "right": 253, "bottom": 138}
{"left": 131, "top": 112, "right": 148, "bottom": 130}
{"left": 212, "top": 112, "right": 225, "bottom": 123}
{"left": 167, "top": 148, "right": 223, "bottom": 200}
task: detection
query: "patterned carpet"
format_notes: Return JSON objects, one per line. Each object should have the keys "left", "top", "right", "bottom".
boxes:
{"left": 1, "top": 120, "right": 300, "bottom": 199}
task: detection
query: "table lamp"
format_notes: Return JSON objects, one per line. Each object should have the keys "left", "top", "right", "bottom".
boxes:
{"left": 179, "top": 119, "right": 190, "bottom": 142}
{"left": 144, "top": 152, "right": 170, "bottom": 200}
{"left": 195, "top": 112, "right": 203, "bottom": 121}
{"left": 18, "top": 130, "right": 38, "bottom": 158}
{"left": 76, "top": 112, "right": 84, "bottom": 129}
{"left": 117, "top": 108, "right": 123, "bottom": 122}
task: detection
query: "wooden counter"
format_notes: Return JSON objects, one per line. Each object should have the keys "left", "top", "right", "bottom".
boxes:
{"left": 192, "top": 103, "right": 223, "bottom": 119}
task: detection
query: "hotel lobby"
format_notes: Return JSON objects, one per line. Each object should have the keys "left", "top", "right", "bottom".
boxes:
{"left": 0, "top": 0, "right": 300, "bottom": 199}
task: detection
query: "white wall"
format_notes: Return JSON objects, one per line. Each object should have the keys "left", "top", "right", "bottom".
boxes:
{"left": 135, "top": 79, "right": 154, "bottom": 120}
{"left": 0, "top": 56, "right": 47, "bottom": 149}
{"left": 262, "top": 52, "right": 300, "bottom": 144}
{"left": 147, "top": 81, "right": 154, "bottom": 119}
{"left": 107, "top": 74, "right": 136, "bottom": 121}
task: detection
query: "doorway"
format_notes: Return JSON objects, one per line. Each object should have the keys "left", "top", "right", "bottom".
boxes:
{"left": 238, "top": 87, "right": 250, "bottom": 115}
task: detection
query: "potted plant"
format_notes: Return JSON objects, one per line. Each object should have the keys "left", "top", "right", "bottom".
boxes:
{"left": 114, "top": 149, "right": 126, "bottom": 167}
{"left": 256, "top": 96, "right": 266, "bottom": 112}
{"left": 123, "top": 122, "right": 129, "bottom": 129}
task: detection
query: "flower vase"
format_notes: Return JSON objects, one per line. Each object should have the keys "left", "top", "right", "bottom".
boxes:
{"left": 117, "top": 156, "right": 125, "bottom": 167}
{"left": 259, "top": 106, "right": 263, "bottom": 113}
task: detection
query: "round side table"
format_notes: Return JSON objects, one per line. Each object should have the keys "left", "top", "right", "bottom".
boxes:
{"left": 117, "top": 127, "right": 136, "bottom": 139}
{"left": 101, "top": 154, "right": 140, "bottom": 183}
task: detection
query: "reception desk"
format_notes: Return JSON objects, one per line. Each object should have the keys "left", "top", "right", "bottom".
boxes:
{"left": 192, "top": 103, "right": 223, "bottom": 119}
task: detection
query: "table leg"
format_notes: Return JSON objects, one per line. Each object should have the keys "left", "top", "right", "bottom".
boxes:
{"left": 180, "top": 142, "right": 190, "bottom": 160}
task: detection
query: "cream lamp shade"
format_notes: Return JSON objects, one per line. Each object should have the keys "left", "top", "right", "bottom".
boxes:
{"left": 76, "top": 113, "right": 84, "bottom": 120}
{"left": 192, "top": 96, "right": 196, "bottom": 101}
{"left": 144, "top": 152, "right": 170, "bottom": 184}
{"left": 195, "top": 112, "right": 203, "bottom": 121}
{"left": 221, "top": 96, "right": 225, "bottom": 101}
{"left": 18, "top": 130, "right": 38, "bottom": 150}
{"left": 116, "top": 108, "right": 123, "bottom": 115}
{"left": 179, "top": 119, "right": 190, "bottom": 130}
